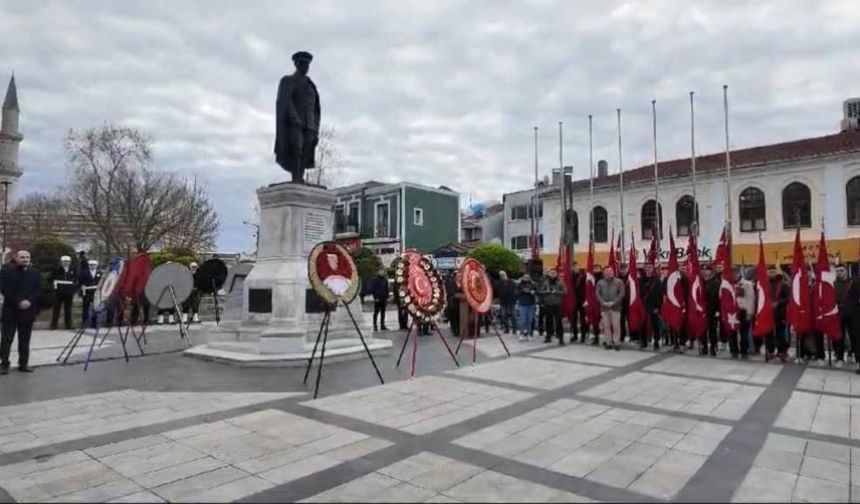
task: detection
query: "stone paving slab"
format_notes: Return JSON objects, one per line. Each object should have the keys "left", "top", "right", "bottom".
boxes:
{"left": 456, "top": 332, "right": 545, "bottom": 359}
{"left": 453, "top": 399, "right": 729, "bottom": 500}
{"left": 302, "top": 376, "right": 533, "bottom": 434}
{"left": 579, "top": 371, "right": 766, "bottom": 420}
{"left": 447, "top": 357, "right": 608, "bottom": 390}
{"left": 0, "top": 390, "right": 303, "bottom": 454}
{"left": 643, "top": 355, "right": 783, "bottom": 385}
{"left": 302, "top": 452, "right": 595, "bottom": 502}
{"left": 531, "top": 344, "right": 655, "bottom": 367}
{"left": 775, "top": 391, "right": 859, "bottom": 439}
{"left": 732, "top": 432, "right": 858, "bottom": 502}
{"left": 797, "top": 367, "right": 860, "bottom": 396}
{"left": 0, "top": 409, "right": 390, "bottom": 503}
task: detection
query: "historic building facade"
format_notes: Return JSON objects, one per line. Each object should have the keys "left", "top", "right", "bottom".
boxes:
{"left": 505, "top": 99, "right": 860, "bottom": 267}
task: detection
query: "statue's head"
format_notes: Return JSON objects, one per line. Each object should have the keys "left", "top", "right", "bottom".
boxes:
{"left": 292, "top": 51, "right": 313, "bottom": 76}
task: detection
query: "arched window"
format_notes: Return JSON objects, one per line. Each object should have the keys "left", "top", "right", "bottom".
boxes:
{"left": 676, "top": 195, "right": 699, "bottom": 237}
{"left": 739, "top": 187, "right": 766, "bottom": 232}
{"left": 590, "top": 206, "right": 608, "bottom": 243}
{"left": 641, "top": 200, "right": 663, "bottom": 240}
{"left": 565, "top": 209, "right": 579, "bottom": 244}
{"left": 782, "top": 182, "right": 811, "bottom": 229}
{"left": 847, "top": 177, "right": 860, "bottom": 226}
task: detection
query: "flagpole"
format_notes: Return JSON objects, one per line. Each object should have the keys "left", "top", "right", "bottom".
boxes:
{"left": 652, "top": 100, "right": 661, "bottom": 259}
{"left": 532, "top": 126, "right": 539, "bottom": 260}
{"left": 589, "top": 114, "right": 594, "bottom": 242}
{"left": 617, "top": 108, "right": 625, "bottom": 260}
{"left": 559, "top": 121, "right": 564, "bottom": 249}
{"left": 724, "top": 85, "right": 733, "bottom": 266}
{"left": 690, "top": 91, "right": 698, "bottom": 237}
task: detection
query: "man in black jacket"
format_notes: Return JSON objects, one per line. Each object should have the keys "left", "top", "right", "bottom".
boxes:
{"left": 50, "top": 255, "right": 77, "bottom": 330}
{"left": 1, "top": 250, "right": 42, "bottom": 374}
{"left": 640, "top": 263, "right": 664, "bottom": 350}
{"left": 370, "top": 268, "right": 389, "bottom": 332}
{"left": 703, "top": 266, "right": 721, "bottom": 356}
{"left": 496, "top": 271, "right": 517, "bottom": 334}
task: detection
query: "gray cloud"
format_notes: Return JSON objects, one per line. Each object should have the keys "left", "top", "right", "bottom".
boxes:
{"left": 1, "top": 0, "right": 858, "bottom": 252}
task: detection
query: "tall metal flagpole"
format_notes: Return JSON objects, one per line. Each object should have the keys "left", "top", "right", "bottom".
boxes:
{"left": 724, "top": 85, "right": 733, "bottom": 265}
{"left": 652, "top": 100, "right": 661, "bottom": 258}
{"left": 532, "top": 126, "right": 539, "bottom": 260}
{"left": 588, "top": 115, "right": 594, "bottom": 241}
{"left": 690, "top": 91, "right": 698, "bottom": 237}
{"left": 559, "top": 121, "right": 565, "bottom": 251}
{"left": 617, "top": 108, "right": 625, "bottom": 260}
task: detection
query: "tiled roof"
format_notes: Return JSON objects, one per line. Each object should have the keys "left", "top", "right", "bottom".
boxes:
{"left": 547, "top": 130, "right": 860, "bottom": 196}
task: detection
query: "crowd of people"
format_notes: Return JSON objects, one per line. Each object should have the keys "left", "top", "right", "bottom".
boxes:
{"left": 439, "top": 259, "right": 860, "bottom": 374}
{"left": 0, "top": 250, "right": 206, "bottom": 375}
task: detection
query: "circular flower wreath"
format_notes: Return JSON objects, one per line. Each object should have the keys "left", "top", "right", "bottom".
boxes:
{"left": 308, "top": 241, "right": 360, "bottom": 306}
{"left": 393, "top": 250, "right": 446, "bottom": 322}
{"left": 459, "top": 257, "right": 493, "bottom": 314}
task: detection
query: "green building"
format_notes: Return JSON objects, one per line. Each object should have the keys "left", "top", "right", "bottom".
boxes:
{"left": 332, "top": 181, "right": 460, "bottom": 265}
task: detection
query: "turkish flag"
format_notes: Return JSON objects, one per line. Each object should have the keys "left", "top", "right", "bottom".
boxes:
{"left": 753, "top": 238, "right": 774, "bottom": 338}
{"left": 660, "top": 228, "right": 685, "bottom": 332}
{"left": 627, "top": 232, "right": 647, "bottom": 334}
{"left": 787, "top": 228, "right": 812, "bottom": 333}
{"left": 647, "top": 232, "right": 658, "bottom": 266}
{"left": 713, "top": 226, "right": 735, "bottom": 283}
{"left": 584, "top": 240, "right": 600, "bottom": 326}
{"left": 720, "top": 277, "right": 740, "bottom": 333}
{"left": 556, "top": 242, "right": 576, "bottom": 319}
{"left": 813, "top": 232, "right": 842, "bottom": 341}
{"left": 686, "top": 232, "right": 707, "bottom": 338}
{"left": 608, "top": 230, "right": 618, "bottom": 275}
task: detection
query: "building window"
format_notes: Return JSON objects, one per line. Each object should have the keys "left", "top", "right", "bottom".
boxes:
{"left": 510, "top": 235, "right": 528, "bottom": 250}
{"left": 739, "top": 187, "right": 766, "bottom": 232}
{"left": 413, "top": 208, "right": 424, "bottom": 226}
{"left": 676, "top": 196, "right": 699, "bottom": 237}
{"left": 590, "top": 206, "right": 608, "bottom": 243}
{"left": 847, "top": 176, "right": 860, "bottom": 226}
{"left": 641, "top": 200, "right": 663, "bottom": 240}
{"left": 509, "top": 203, "right": 543, "bottom": 221}
{"left": 374, "top": 202, "right": 390, "bottom": 237}
{"left": 565, "top": 209, "right": 579, "bottom": 244}
{"left": 348, "top": 201, "right": 360, "bottom": 232}
{"left": 334, "top": 204, "right": 346, "bottom": 234}
{"left": 782, "top": 182, "right": 811, "bottom": 229}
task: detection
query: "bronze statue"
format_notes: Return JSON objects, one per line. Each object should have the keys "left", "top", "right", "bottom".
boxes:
{"left": 274, "top": 51, "right": 320, "bottom": 183}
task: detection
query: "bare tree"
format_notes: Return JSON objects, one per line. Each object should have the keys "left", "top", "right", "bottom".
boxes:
{"left": 7, "top": 190, "right": 69, "bottom": 247}
{"left": 66, "top": 124, "right": 219, "bottom": 254}
{"left": 311, "top": 125, "right": 344, "bottom": 187}
{"left": 65, "top": 124, "right": 151, "bottom": 255}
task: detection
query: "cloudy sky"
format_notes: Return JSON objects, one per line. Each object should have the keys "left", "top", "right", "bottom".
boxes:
{"left": 2, "top": 0, "right": 858, "bottom": 252}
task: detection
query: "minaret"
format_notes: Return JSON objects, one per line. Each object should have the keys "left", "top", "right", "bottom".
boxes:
{"left": 0, "top": 74, "right": 23, "bottom": 184}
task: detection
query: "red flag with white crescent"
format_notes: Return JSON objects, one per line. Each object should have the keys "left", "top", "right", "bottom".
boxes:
{"left": 660, "top": 228, "right": 684, "bottom": 331}
{"left": 627, "top": 232, "right": 647, "bottom": 333}
{"left": 813, "top": 231, "right": 841, "bottom": 341}
{"left": 686, "top": 232, "right": 707, "bottom": 338}
{"left": 787, "top": 228, "right": 812, "bottom": 333}
{"left": 753, "top": 238, "right": 774, "bottom": 338}
{"left": 713, "top": 225, "right": 735, "bottom": 283}
{"left": 556, "top": 241, "right": 575, "bottom": 319}
{"left": 719, "top": 279, "right": 740, "bottom": 333}
{"left": 584, "top": 239, "right": 600, "bottom": 326}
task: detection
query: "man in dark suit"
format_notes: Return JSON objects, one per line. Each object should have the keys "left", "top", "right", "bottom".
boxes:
{"left": 369, "top": 268, "right": 390, "bottom": 332}
{"left": 0, "top": 250, "right": 43, "bottom": 374}
{"left": 50, "top": 255, "right": 77, "bottom": 330}
{"left": 79, "top": 259, "right": 101, "bottom": 326}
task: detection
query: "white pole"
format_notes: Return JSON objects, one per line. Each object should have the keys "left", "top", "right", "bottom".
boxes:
{"left": 588, "top": 115, "right": 594, "bottom": 242}
{"left": 690, "top": 91, "right": 698, "bottom": 237}
{"left": 724, "top": 84, "right": 733, "bottom": 264}
{"left": 652, "top": 100, "right": 661, "bottom": 258}
{"left": 617, "top": 108, "right": 625, "bottom": 259}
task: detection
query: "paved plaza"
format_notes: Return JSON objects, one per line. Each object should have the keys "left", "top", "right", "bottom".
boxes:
{"left": 2, "top": 325, "right": 860, "bottom": 502}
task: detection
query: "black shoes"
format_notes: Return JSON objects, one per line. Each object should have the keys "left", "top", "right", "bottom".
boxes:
{"left": 0, "top": 367, "right": 8, "bottom": 375}
{"left": 543, "top": 338, "right": 552, "bottom": 344}
{"left": 615, "top": 344, "right": 621, "bottom": 351}
{"left": 380, "top": 326, "right": 389, "bottom": 331}
{"left": 18, "top": 367, "right": 33, "bottom": 373}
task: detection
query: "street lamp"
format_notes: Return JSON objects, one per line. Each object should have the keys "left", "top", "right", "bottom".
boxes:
{"left": 242, "top": 220, "right": 260, "bottom": 257}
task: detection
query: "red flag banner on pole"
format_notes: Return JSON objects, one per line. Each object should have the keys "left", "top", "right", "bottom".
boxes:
{"left": 661, "top": 228, "right": 684, "bottom": 331}
{"left": 615, "top": 233, "right": 623, "bottom": 267}
{"left": 556, "top": 241, "right": 575, "bottom": 319}
{"left": 627, "top": 232, "right": 647, "bottom": 334}
{"left": 753, "top": 237, "right": 774, "bottom": 338}
{"left": 647, "top": 232, "right": 658, "bottom": 266}
{"left": 813, "top": 231, "right": 842, "bottom": 341}
{"left": 787, "top": 228, "right": 812, "bottom": 333}
{"left": 584, "top": 239, "right": 600, "bottom": 326}
{"left": 714, "top": 225, "right": 735, "bottom": 283}
{"left": 608, "top": 229, "right": 618, "bottom": 275}
{"left": 686, "top": 232, "right": 707, "bottom": 338}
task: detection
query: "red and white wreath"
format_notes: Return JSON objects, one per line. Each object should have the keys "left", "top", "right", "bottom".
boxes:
{"left": 393, "top": 249, "right": 446, "bottom": 322}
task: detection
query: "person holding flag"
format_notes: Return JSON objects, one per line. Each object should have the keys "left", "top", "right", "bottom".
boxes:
{"left": 661, "top": 229, "right": 685, "bottom": 352}
{"left": 813, "top": 231, "right": 842, "bottom": 365}
{"left": 627, "top": 233, "right": 647, "bottom": 346}
{"left": 640, "top": 233, "right": 664, "bottom": 350}
{"left": 833, "top": 263, "right": 853, "bottom": 366}
{"left": 583, "top": 241, "right": 601, "bottom": 345}
{"left": 787, "top": 228, "right": 813, "bottom": 363}
{"left": 751, "top": 238, "right": 774, "bottom": 361}
{"left": 686, "top": 232, "right": 708, "bottom": 351}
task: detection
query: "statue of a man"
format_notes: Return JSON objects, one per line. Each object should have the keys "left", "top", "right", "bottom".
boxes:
{"left": 274, "top": 51, "right": 320, "bottom": 183}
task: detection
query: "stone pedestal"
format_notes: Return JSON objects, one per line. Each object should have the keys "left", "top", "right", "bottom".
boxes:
{"left": 185, "top": 182, "right": 392, "bottom": 366}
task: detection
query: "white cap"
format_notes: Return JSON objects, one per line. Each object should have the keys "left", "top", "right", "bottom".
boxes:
{"left": 190, "top": 262, "right": 199, "bottom": 268}
{"left": 60, "top": 255, "right": 72, "bottom": 262}
{"left": 88, "top": 259, "right": 98, "bottom": 267}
